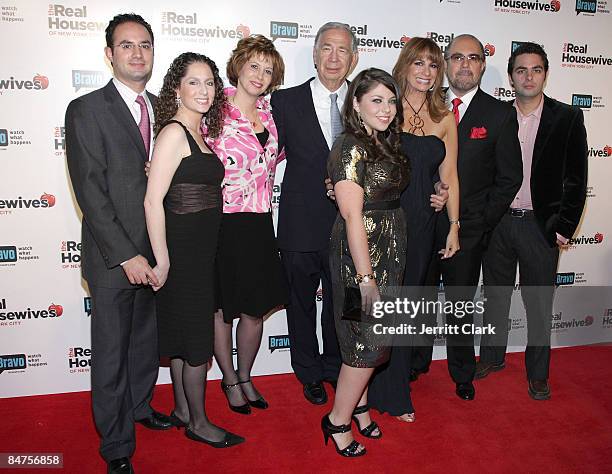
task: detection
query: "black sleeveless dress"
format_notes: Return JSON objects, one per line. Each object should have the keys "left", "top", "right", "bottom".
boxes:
{"left": 369, "top": 132, "right": 446, "bottom": 415}
{"left": 155, "top": 120, "right": 224, "bottom": 366}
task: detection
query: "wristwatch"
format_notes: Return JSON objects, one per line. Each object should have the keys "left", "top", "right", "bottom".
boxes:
{"left": 449, "top": 218, "right": 460, "bottom": 228}
{"left": 355, "top": 273, "right": 375, "bottom": 284}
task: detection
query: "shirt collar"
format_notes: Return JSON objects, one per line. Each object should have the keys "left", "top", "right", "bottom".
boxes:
{"left": 113, "top": 77, "right": 148, "bottom": 104}
{"left": 312, "top": 76, "right": 348, "bottom": 102}
{"left": 447, "top": 86, "right": 479, "bottom": 109}
{"left": 514, "top": 94, "right": 544, "bottom": 120}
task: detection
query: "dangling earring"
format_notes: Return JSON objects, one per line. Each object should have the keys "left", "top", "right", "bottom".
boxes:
{"left": 358, "top": 112, "right": 365, "bottom": 129}
{"left": 175, "top": 96, "right": 182, "bottom": 107}
{"left": 428, "top": 84, "right": 435, "bottom": 92}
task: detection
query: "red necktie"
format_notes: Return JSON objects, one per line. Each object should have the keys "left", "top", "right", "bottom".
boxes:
{"left": 451, "top": 97, "right": 462, "bottom": 125}
{"left": 135, "top": 95, "right": 150, "bottom": 158}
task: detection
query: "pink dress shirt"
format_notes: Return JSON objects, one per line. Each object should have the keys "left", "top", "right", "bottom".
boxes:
{"left": 202, "top": 87, "right": 284, "bottom": 214}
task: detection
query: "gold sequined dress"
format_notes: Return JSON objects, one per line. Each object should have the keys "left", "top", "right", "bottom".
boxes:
{"left": 327, "top": 133, "right": 410, "bottom": 368}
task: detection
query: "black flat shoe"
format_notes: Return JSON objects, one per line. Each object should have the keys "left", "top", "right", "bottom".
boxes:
{"left": 238, "top": 379, "right": 269, "bottom": 409}
{"left": 304, "top": 381, "right": 327, "bottom": 405}
{"left": 321, "top": 414, "right": 366, "bottom": 457}
{"left": 107, "top": 457, "right": 133, "bottom": 474}
{"left": 221, "top": 381, "right": 251, "bottom": 415}
{"left": 136, "top": 410, "right": 173, "bottom": 430}
{"left": 352, "top": 404, "right": 382, "bottom": 439}
{"left": 168, "top": 411, "right": 188, "bottom": 429}
{"left": 185, "top": 427, "right": 245, "bottom": 448}
{"left": 455, "top": 382, "right": 475, "bottom": 400}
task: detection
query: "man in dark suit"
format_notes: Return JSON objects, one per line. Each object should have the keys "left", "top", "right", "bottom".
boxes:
{"left": 415, "top": 34, "right": 523, "bottom": 400}
{"left": 65, "top": 14, "right": 171, "bottom": 474}
{"left": 270, "top": 22, "right": 358, "bottom": 405}
{"left": 477, "top": 43, "right": 588, "bottom": 400}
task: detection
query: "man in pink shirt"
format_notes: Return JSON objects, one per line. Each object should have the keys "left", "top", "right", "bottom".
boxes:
{"left": 477, "top": 43, "right": 588, "bottom": 400}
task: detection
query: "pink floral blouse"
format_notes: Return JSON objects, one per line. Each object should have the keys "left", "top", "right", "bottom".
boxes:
{"left": 202, "top": 87, "right": 284, "bottom": 214}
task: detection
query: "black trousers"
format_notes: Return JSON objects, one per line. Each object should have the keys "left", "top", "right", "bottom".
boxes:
{"left": 280, "top": 249, "right": 341, "bottom": 384}
{"left": 480, "top": 213, "right": 559, "bottom": 380}
{"left": 89, "top": 285, "right": 159, "bottom": 462}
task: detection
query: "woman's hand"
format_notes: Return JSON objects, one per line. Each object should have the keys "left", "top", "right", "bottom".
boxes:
{"left": 151, "top": 263, "right": 169, "bottom": 291}
{"left": 359, "top": 279, "right": 381, "bottom": 316}
{"left": 439, "top": 226, "right": 460, "bottom": 259}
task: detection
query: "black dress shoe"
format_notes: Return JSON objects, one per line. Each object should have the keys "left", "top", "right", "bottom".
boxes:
{"left": 107, "top": 457, "right": 133, "bottom": 474}
{"left": 185, "top": 427, "right": 245, "bottom": 448}
{"left": 303, "top": 382, "right": 327, "bottom": 405}
{"left": 528, "top": 379, "right": 551, "bottom": 400}
{"left": 475, "top": 360, "right": 505, "bottom": 380}
{"left": 455, "top": 382, "right": 475, "bottom": 400}
{"left": 238, "top": 379, "right": 269, "bottom": 409}
{"left": 136, "top": 410, "right": 173, "bottom": 430}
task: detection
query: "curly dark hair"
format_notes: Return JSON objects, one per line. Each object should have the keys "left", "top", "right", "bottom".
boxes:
{"left": 342, "top": 68, "right": 406, "bottom": 169}
{"left": 154, "top": 52, "right": 226, "bottom": 138}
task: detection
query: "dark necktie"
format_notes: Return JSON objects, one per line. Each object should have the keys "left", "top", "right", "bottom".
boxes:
{"left": 135, "top": 95, "right": 150, "bottom": 158}
{"left": 451, "top": 97, "right": 462, "bottom": 126}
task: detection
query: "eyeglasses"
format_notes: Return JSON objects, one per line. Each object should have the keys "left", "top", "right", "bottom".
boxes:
{"left": 114, "top": 42, "right": 153, "bottom": 51}
{"left": 447, "top": 54, "right": 483, "bottom": 64}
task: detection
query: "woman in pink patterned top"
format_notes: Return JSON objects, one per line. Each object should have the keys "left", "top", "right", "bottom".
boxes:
{"left": 202, "top": 35, "right": 288, "bottom": 415}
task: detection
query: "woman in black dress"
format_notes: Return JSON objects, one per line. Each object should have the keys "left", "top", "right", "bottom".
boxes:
{"left": 144, "top": 53, "right": 243, "bottom": 447}
{"left": 368, "top": 37, "right": 460, "bottom": 423}
{"left": 323, "top": 68, "right": 410, "bottom": 457}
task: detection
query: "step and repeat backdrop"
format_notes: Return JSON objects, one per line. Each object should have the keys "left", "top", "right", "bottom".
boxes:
{"left": 1, "top": 0, "right": 611, "bottom": 398}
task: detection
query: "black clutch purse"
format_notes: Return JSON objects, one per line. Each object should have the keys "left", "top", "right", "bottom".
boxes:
{"left": 342, "top": 286, "right": 363, "bottom": 322}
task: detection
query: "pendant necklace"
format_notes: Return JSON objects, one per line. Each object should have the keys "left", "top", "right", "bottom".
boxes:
{"left": 405, "top": 96, "right": 427, "bottom": 136}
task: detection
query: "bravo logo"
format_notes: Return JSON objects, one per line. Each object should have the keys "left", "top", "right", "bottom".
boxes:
{"left": 84, "top": 297, "right": 91, "bottom": 317}
{"left": 0, "top": 354, "right": 27, "bottom": 374}
{"left": 72, "top": 70, "right": 105, "bottom": 92}
{"left": 494, "top": 0, "right": 561, "bottom": 13}
{"left": 268, "top": 335, "right": 290, "bottom": 353}
{"left": 575, "top": 0, "right": 597, "bottom": 13}
{"left": 161, "top": 11, "right": 249, "bottom": 43}
{"left": 47, "top": 4, "right": 105, "bottom": 35}
{"left": 0, "top": 298, "right": 63, "bottom": 322}
{"left": 0, "top": 246, "right": 17, "bottom": 263}
{"left": 0, "top": 128, "right": 31, "bottom": 148}
{"left": 269, "top": 20, "right": 313, "bottom": 42}
{"left": 68, "top": 346, "right": 91, "bottom": 373}
{"left": 556, "top": 272, "right": 575, "bottom": 285}
{"left": 572, "top": 93, "right": 592, "bottom": 108}
{"left": 588, "top": 145, "right": 612, "bottom": 157}
{"left": 0, "top": 74, "right": 49, "bottom": 94}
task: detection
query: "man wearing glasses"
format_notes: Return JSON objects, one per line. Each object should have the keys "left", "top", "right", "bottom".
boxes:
{"left": 66, "top": 13, "right": 172, "bottom": 474}
{"left": 413, "top": 34, "right": 522, "bottom": 401}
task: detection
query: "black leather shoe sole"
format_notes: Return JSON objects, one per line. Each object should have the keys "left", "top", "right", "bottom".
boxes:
{"left": 475, "top": 361, "right": 505, "bottom": 380}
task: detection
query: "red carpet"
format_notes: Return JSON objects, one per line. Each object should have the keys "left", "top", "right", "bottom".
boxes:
{"left": 1, "top": 345, "right": 611, "bottom": 473}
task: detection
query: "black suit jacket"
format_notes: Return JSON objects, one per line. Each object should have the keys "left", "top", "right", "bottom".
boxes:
{"left": 271, "top": 78, "right": 338, "bottom": 252}
{"left": 65, "top": 80, "right": 155, "bottom": 289}
{"left": 450, "top": 88, "right": 523, "bottom": 248}
{"left": 520, "top": 95, "right": 588, "bottom": 245}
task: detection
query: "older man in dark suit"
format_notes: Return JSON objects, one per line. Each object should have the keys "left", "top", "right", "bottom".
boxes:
{"left": 270, "top": 22, "right": 358, "bottom": 405}
{"left": 414, "top": 34, "right": 523, "bottom": 401}
{"left": 477, "top": 43, "right": 588, "bottom": 400}
{"left": 65, "top": 13, "right": 171, "bottom": 474}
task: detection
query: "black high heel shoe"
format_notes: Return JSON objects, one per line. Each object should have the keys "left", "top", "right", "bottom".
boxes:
{"left": 238, "top": 379, "right": 269, "bottom": 409}
{"left": 185, "top": 427, "right": 245, "bottom": 448}
{"left": 352, "top": 405, "right": 382, "bottom": 439}
{"left": 168, "top": 411, "right": 188, "bottom": 429}
{"left": 221, "top": 381, "right": 251, "bottom": 415}
{"left": 321, "top": 414, "right": 366, "bottom": 457}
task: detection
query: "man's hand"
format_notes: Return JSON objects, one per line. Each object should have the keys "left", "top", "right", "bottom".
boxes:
{"left": 431, "top": 181, "right": 449, "bottom": 212}
{"left": 122, "top": 255, "right": 159, "bottom": 286}
{"left": 324, "top": 177, "right": 336, "bottom": 201}
{"left": 144, "top": 161, "right": 151, "bottom": 178}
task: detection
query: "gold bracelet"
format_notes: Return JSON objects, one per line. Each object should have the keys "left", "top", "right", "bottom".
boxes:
{"left": 355, "top": 273, "right": 375, "bottom": 284}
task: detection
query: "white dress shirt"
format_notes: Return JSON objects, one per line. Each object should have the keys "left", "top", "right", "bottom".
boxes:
{"left": 112, "top": 77, "right": 154, "bottom": 158}
{"left": 447, "top": 86, "right": 479, "bottom": 122}
{"left": 310, "top": 76, "right": 348, "bottom": 149}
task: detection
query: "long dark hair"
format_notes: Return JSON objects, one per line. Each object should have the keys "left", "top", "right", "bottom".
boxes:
{"left": 342, "top": 68, "right": 405, "bottom": 168}
{"left": 154, "top": 52, "right": 225, "bottom": 138}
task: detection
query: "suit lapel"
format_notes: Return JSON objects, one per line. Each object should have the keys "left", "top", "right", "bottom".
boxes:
{"left": 104, "top": 80, "right": 148, "bottom": 160}
{"left": 298, "top": 79, "right": 331, "bottom": 153}
{"left": 532, "top": 95, "right": 556, "bottom": 169}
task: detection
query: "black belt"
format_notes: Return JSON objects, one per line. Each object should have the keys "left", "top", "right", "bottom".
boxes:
{"left": 364, "top": 199, "right": 401, "bottom": 211}
{"left": 508, "top": 208, "right": 534, "bottom": 218}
